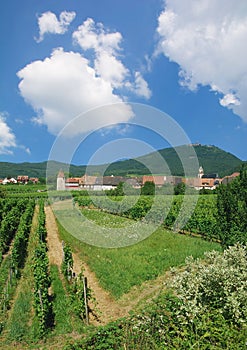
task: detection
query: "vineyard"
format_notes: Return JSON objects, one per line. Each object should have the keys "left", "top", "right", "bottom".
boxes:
{"left": 73, "top": 194, "right": 219, "bottom": 240}
{"left": 0, "top": 180, "right": 246, "bottom": 349}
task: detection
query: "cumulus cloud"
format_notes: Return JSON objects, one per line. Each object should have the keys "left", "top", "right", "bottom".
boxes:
{"left": 0, "top": 114, "right": 17, "bottom": 154}
{"left": 18, "top": 18, "right": 151, "bottom": 137}
{"left": 17, "top": 48, "right": 133, "bottom": 136}
{"left": 72, "top": 18, "right": 128, "bottom": 89}
{"left": 156, "top": 0, "right": 247, "bottom": 121}
{"left": 72, "top": 18, "right": 122, "bottom": 54}
{"left": 36, "top": 11, "right": 76, "bottom": 42}
{"left": 73, "top": 18, "right": 150, "bottom": 97}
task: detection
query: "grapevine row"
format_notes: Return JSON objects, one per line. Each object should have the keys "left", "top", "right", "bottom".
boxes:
{"left": 74, "top": 194, "right": 218, "bottom": 240}
{"left": 32, "top": 200, "right": 52, "bottom": 336}
{"left": 0, "top": 199, "right": 29, "bottom": 261}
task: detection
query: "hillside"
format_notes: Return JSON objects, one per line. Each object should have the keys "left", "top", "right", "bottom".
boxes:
{"left": 0, "top": 144, "right": 243, "bottom": 179}
{"left": 104, "top": 144, "right": 243, "bottom": 177}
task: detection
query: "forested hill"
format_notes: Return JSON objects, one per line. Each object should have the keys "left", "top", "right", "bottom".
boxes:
{"left": 0, "top": 145, "right": 244, "bottom": 178}
{"left": 104, "top": 145, "right": 243, "bottom": 177}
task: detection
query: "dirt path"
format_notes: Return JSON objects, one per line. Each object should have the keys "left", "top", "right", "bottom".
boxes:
{"left": 45, "top": 205, "right": 165, "bottom": 325}
{"left": 45, "top": 206, "right": 130, "bottom": 324}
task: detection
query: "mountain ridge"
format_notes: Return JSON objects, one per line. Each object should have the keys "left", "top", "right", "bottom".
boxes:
{"left": 0, "top": 144, "right": 244, "bottom": 179}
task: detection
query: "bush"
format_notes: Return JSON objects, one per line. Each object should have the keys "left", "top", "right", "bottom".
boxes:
{"left": 171, "top": 243, "right": 247, "bottom": 325}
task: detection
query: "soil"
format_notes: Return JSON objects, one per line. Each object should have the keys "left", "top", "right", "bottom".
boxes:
{"left": 45, "top": 205, "right": 165, "bottom": 325}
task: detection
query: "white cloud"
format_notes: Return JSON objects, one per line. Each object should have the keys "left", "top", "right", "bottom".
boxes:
{"left": 0, "top": 114, "right": 17, "bottom": 154}
{"left": 72, "top": 18, "right": 122, "bottom": 54}
{"left": 36, "top": 11, "right": 76, "bottom": 42}
{"left": 18, "top": 18, "right": 151, "bottom": 137}
{"left": 17, "top": 48, "right": 134, "bottom": 136}
{"left": 132, "top": 72, "right": 152, "bottom": 99}
{"left": 156, "top": 0, "right": 247, "bottom": 121}
{"left": 220, "top": 93, "right": 240, "bottom": 107}
{"left": 73, "top": 18, "right": 150, "bottom": 97}
{"left": 94, "top": 51, "right": 129, "bottom": 88}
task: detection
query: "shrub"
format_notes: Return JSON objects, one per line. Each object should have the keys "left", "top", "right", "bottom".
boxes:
{"left": 171, "top": 243, "right": 247, "bottom": 325}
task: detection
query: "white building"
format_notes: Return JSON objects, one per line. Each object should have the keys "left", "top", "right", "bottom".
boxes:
{"left": 57, "top": 170, "right": 65, "bottom": 191}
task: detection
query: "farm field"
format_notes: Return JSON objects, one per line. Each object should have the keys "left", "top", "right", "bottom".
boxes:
{"left": 0, "top": 185, "right": 246, "bottom": 349}
{"left": 54, "top": 201, "right": 221, "bottom": 298}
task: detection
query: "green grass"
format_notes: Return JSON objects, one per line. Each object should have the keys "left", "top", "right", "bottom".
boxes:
{"left": 6, "top": 290, "right": 32, "bottom": 342}
{"left": 49, "top": 264, "right": 73, "bottom": 335}
{"left": 56, "top": 208, "right": 222, "bottom": 299}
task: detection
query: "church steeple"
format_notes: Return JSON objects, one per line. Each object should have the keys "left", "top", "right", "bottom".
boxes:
{"left": 198, "top": 166, "right": 204, "bottom": 178}
{"left": 57, "top": 170, "right": 65, "bottom": 190}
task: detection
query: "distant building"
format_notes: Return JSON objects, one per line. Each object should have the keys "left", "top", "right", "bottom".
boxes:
{"left": 221, "top": 172, "right": 240, "bottom": 185}
{"left": 2, "top": 177, "right": 17, "bottom": 185}
{"left": 29, "top": 177, "right": 39, "bottom": 184}
{"left": 65, "top": 178, "right": 80, "bottom": 189}
{"left": 142, "top": 175, "right": 165, "bottom": 187}
{"left": 57, "top": 170, "right": 65, "bottom": 191}
{"left": 17, "top": 175, "right": 29, "bottom": 184}
{"left": 198, "top": 166, "right": 204, "bottom": 178}
{"left": 79, "top": 175, "right": 98, "bottom": 190}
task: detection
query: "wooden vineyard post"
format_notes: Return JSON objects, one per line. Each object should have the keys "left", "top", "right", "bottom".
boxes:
{"left": 83, "top": 276, "right": 89, "bottom": 325}
{"left": 62, "top": 241, "right": 65, "bottom": 261}
{"left": 38, "top": 289, "right": 44, "bottom": 312}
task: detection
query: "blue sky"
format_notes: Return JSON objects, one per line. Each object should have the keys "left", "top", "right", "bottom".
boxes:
{"left": 0, "top": 0, "right": 247, "bottom": 166}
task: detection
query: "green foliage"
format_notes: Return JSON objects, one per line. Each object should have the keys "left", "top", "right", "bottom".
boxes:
{"left": 74, "top": 193, "right": 219, "bottom": 241}
{"left": 57, "top": 216, "right": 220, "bottom": 299}
{"left": 141, "top": 181, "right": 155, "bottom": 195}
{"left": 0, "top": 144, "right": 242, "bottom": 180}
{"left": 0, "top": 199, "right": 28, "bottom": 258}
{"left": 32, "top": 201, "right": 53, "bottom": 337}
{"left": 32, "top": 243, "right": 52, "bottom": 336}
{"left": 0, "top": 187, "right": 6, "bottom": 198}
{"left": 50, "top": 265, "right": 72, "bottom": 334}
{"left": 172, "top": 243, "right": 247, "bottom": 325}
{"left": 174, "top": 182, "right": 186, "bottom": 195}
{"left": 217, "top": 165, "right": 247, "bottom": 246}
{"left": 12, "top": 200, "right": 35, "bottom": 271}
{"left": 61, "top": 243, "right": 73, "bottom": 280}
{"left": 65, "top": 244, "right": 247, "bottom": 350}
{"left": 68, "top": 271, "right": 92, "bottom": 321}
{"left": 65, "top": 293, "right": 246, "bottom": 349}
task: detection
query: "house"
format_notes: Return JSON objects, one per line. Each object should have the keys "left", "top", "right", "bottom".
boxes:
{"left": 142, "top": 175, "right": 165, "bottom": 187}
{"left": 2, "top": 177, "right": 17, "bottom": 185}
{"left": 221, "top": 172, "right": 240, "bottom": 185}
{"left": 93, "top": 176, "right": 125, "bottom": 191}
{"left": 17, "top": 175, "right": 29, "bottom": 184}
{"left": 79, "top": 175, "right": 98, "bottom": 190}
{"left": 29, "top": 177, "right": 39, "bottom": 184}
{"left": 65, "top": 177, "right": 80, "bottom": 190}
{"left": 186, "top": 171, "right": 220, "bottom": 190}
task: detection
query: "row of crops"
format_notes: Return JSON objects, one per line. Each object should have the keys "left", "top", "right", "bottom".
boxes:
{"left": 0, "top": 198, "right": 35, "bottom": 330}
{"left": 73, "top": 194, "right": 219, "bottom": 241}
{"left": 0, "top": 197, "right": 91, "bottom": 342}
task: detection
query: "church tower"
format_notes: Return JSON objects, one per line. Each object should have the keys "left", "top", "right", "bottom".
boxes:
{"left": 198, "top": 166, "right": 204, "bottom": 178}
{"left": 57, "top": 170, "right": 65, "bottom": 191}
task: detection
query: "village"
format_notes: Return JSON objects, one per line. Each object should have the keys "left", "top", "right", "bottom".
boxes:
{"left": 0, "top": 167, "right": 239, "bottom": 191}
{"left": 56, "top": 167, "right": 239, "bottom": 191}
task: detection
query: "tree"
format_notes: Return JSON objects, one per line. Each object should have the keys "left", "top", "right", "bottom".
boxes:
{"left": 174, "top": 182, "right": 185, "bottom": 195}
{"left": 141, "top": 181, "right": 155, "bottom": 196}
{"left": 217, "top": 165, "right": 247, "bottom": 247}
